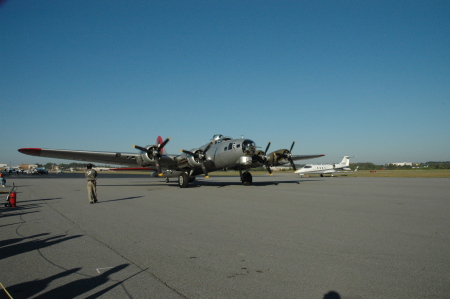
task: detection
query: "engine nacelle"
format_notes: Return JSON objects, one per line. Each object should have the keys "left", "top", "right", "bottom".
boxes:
{"left": 267, "top": 149, "right": 289, "bottom": 166}
{"left": 140, "top": 146, "right": 157, "bottom": 164}
{"left": 185, "top": 149, "right": 205, "bottom": 168}
{"left": 254, "top": 150, "right": 265, "bottom": 161}
{"left": 141, "top": 153, "right": 155, "bottom": 165}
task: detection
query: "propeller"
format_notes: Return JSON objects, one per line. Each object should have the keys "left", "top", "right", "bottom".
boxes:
{"left": 275, "top": 141, "right": 297, "bottom": 171}
{"left": 133, "top": 137, "right": 170, "bottom": 176}
{"left": 181, "top": 141, "right": 214, "bottom": 178}
{"left": 258, "top": 141, "right": 273, "bottom": 175}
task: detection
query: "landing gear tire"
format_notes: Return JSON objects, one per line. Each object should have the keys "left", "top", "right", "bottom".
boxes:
{"left": 241, "top": 171, "right": 252, "bottom": 186}
{"left": 179, "top": 172, "right": 189, "bottom": 188}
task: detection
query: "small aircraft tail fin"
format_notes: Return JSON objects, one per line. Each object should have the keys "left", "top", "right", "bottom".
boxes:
{"left": 339, "top": 156, "right": 356, "bottom": 166}
{"left": 339, "top": 156, "right": 350, "bottom": 166}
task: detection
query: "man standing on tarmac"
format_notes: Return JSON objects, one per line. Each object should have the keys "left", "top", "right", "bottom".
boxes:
{"left": 85, "top": 163, "right": 98, "bottom": 204}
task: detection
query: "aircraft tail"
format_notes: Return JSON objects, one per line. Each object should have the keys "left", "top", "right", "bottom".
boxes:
{"left": 339, "top": 156, "right": 351, "bottom": 166}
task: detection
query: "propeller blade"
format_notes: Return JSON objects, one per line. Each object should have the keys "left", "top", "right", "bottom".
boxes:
{"left": 252, "top": 142, "right": 273, "bottom": 175}
{"left": 133, "top": 145, "right": 148, "bottom": 152}
{"left": 264, "top": 141, "right": 271, "bottom": 155}
{"left": 201, "top": 142, "right": 214, "bottom": 178}
{"left": 263, "top": 142, "right": 272, "bottom": 175}
{"left": 288, "top": 157, "right": 296, "bottom": 171}
{"left": 153, "top": 139, "right": 170, "bottom": 176}
{"left": 181, "top": 149, "right": 195, "bottom": 156}
{"left": 289, "top": 141, "right": 296, "bottom": 170}
{"left": 200, "top": 161, "right": 209, "bottom": 178}
{"left": 155, "top": 160, "right": 163, "bottom": 175}
{"left": 265, "top": 164, "right": 272, "bottom": 175}
{"left": 158, "top": 138, "right": 170, "bottom": 152}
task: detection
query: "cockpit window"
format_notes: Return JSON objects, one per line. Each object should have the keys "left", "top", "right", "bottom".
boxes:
{"left": 242, "top": 139, "right": 256, "bottom": 154}
{"left": 212, "top": 134, "right": 223, "bottom": 141}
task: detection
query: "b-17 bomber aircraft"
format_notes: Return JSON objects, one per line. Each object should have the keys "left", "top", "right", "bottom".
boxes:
{"left": 18, "top": 134, "right": 324, "bottom": 188}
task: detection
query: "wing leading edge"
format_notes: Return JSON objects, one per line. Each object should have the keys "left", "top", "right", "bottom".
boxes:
{"left": 18, "top": 148, "right": 141, "bottom": 167}
{"left": 291, "top": 154, "right": 325, "bottom": 161}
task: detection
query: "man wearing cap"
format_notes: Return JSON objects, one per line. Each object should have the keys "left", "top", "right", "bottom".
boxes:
{"left": 85, "top": 163, "right": 98, "bottom": 204}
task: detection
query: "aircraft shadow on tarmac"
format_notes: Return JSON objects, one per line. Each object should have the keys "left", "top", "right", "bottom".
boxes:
{"left": 92, "top": 178, "right": 322, "bottom": 189}
{"left": 98, "top": 184, "right": 154, "bottom": 187}
{"left": 185, "top": 179, "right": 322, "bottom": 188}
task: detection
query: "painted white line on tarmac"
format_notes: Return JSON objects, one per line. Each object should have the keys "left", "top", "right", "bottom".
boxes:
{"left": 96, "top": 267, "right": 113, "bottom": 274}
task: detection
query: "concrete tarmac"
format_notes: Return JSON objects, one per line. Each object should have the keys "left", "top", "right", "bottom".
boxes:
{"left": 0, "top": 173, "right": 449, "bottom": 298}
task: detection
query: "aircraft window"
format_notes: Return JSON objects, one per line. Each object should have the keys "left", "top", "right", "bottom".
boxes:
{"left": 237, "top": 144, "right": 240, "bottom": 148}
{"left": 305, "top": 166, "right": 312, "bottom": 169}
{"left": 228, "top": 143, "right": 233, "bottom": 150}
{"left": 224, "top": 147, "right": 227, "bottom": 151}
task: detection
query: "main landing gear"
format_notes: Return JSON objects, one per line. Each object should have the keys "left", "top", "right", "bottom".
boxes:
{"left": 240, "top": 170, "right": 252, "bottom": 186}
{"left": 177, "top": 171, "right": 252, "bottom": 188}
{"left": 178, "top": 173, "right": 196, "bottom": 188}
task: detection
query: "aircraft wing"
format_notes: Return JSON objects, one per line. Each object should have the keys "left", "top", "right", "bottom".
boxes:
{"left": 110, "top": 167, "right": 157, "bottom": 171}
{"left": 336, "top": 166, "right": 359, "bottom": 173}
{"left": 18, "top": 148, "right": 142, "bottom": 167}
{"left": 291, "top": 154, "right": 325, "bottom": 161}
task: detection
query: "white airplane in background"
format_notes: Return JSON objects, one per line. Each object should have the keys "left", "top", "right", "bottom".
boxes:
{"left": 295, "top": 156, "right": 358, "bottom": 177}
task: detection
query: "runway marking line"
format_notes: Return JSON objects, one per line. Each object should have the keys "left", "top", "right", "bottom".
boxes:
{"left": 0, "top": 282, "right": 13, "bottom": 299}
{"left": 96, "top": 267, "right": 114, "bottom": 274}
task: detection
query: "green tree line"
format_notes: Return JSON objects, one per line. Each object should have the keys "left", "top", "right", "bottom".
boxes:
{"left": 349, "top": 161, "right": 450, "bottom": 170}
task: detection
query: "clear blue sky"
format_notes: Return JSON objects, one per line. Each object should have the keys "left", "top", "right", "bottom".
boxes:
{"left": 1, "top": 0, "right": 449, "bottom": 166}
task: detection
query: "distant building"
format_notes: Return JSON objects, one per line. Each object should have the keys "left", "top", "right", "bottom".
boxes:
{"left": 390, "top": 162, "right": 413, "bottom": 167}
{"left": 19, "top": 164, "right": 35, "bottom": 170}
